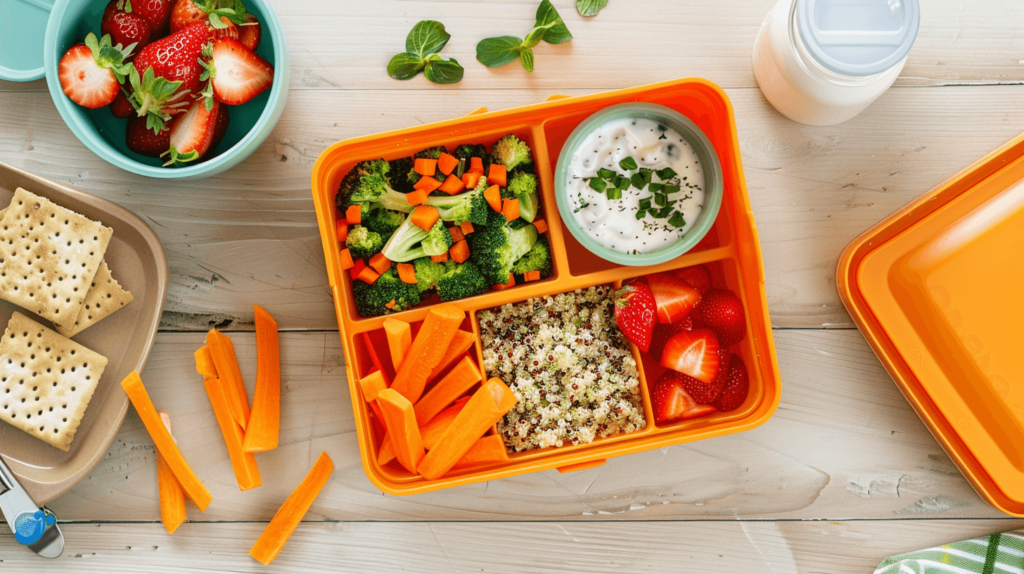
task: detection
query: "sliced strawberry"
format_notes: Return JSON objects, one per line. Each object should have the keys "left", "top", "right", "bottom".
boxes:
{"left": 651, "top": 372, "right": 717, "bottom": 424}
{"left": 208, "top": 104, "right": 230, "bottom": 152}
{"left": 207, "top": 38, "right": 274, "bottom": 105}
{"left": 237, "top": 14, "right": 261, "bottom": 51}
{"left": 102, "top": 1, "right": 153, "bottom": 50}
{"left": 131, "top": 0, "right": 173, "bottom": 33}
{"left": 110, "top": 89, "right": 135, "bottom": 118}
{"left": 700, "top": 289, "right": 747, "bottom": 346}
{"left": 647, "top": 313, "right": 702, "bottom": 362}
{"left": 165, "top": 97, "right": 220, "bottom": 166}
{"left": 614, "top": 281, "right": 657, "bottom": 352}
{"left": 647, "top": 272, "right": 701, "bottom": 324}
{"left": 126, "top": 114, "right": 171, "bottom": 157}
{"left": 679, "top": 348, "right": 729, "bottom": 404}
{"left": 711, "top": 354, "right": 750, "bottom": 412}
{"left": 673, "top": 264, "right": 712, "bottom": 295}
{"left": 58, "top": 34, "right": 134, "bottom": 109}
{"left": 660, "top": 328, "right": 720, "bottom": 384}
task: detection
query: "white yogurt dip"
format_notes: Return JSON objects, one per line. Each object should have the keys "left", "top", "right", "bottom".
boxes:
{"left": 565, "top": 117, "right": 705, "bottom": 255}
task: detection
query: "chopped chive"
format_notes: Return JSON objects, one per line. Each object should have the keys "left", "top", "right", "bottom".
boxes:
{"left": 668, "top": 211, "right": 687, "bottom": 228}
{"left": 597, "top": 168, "right": 617, "bottom": 180}
{"left": 615, "top": 175, "right": 630, "bottom": 189}
{"left": 588, "top": 177, "right": 608, "bottom": 192}
{"left": 663, "top": 184, "right": 681, "bottom": 194}
{"left": 654, "top": 194, "right": 667, "bottom": 207}
{"left": 607, "top": 187, "right": 623, "bottom": 200}
{"left": 638, "top": 197, "right": 652, "bottom": 210}
{"left": 630, "top": 173, "right": 646, "bottom": 190}
{"left": 648, "top": 182, "right": 664, "bottom": 193}
{"left": 635, "top": 209, "right": 646, "bottom": 220}
{"left": 657, "top": 168, "right": 677, "bottom": 180}
{"left": 619, "top": 157, "right": 638, "bottom": 170}
{"left": 640, "top": 168, "right": 654, "bottom": 185}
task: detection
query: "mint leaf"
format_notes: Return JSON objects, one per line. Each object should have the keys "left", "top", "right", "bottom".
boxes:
{"left": 535, "top": 0, "right": 572, "bottom": 44}
{"left": 520, "top": 47, "right": 535, "bottom": 72}
{"left": 406, "top": 20, "right": 451, "bottom": 58}
{"left": 388, "top": 53, "right": 425, "bottom": 80}
{"left": 389, "top": 21, "right": 461, "bottom": 84}
{"left": 668, "top": 211, "right": 687, "bottom": 228}
{"left": 424, "top": 57, "right": 465, "bottom": 84}
{"left": 577, "top": 0, "right": 608, "bottom": 16}
{"left": 476, "top": 36, "right": 524, "bottom": 68}
{"left": 657, "top": 167, "right": 677, "bottom": 180}
{"left": 523, "top": 27, "right": 546, "bottom": 50}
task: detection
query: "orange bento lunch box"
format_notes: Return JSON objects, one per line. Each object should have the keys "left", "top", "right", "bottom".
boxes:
{"left": 311, "top": 78, "right": 781, "bottom": 495}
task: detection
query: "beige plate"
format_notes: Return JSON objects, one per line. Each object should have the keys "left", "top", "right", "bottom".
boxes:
{"left": 0, "top": 163, "right": 168, "bottom": 504}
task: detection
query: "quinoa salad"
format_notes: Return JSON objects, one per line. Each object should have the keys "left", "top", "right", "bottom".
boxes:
{"left": 478, "top": 286, "right": 647, "bottom": 452}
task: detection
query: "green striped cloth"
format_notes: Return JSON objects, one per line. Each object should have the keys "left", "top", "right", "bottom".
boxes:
{"left": 875, "top": 531, "right": 1024, "bottom": 574}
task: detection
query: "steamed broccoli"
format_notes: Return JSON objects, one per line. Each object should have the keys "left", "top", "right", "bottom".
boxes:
{"left": 339, "top": 159, "right": 415, "bottom": 213}
{"left": 512, "top": 236, "right": 552, "bottom": 279}
{"left": 506, "top": 171, "right": 540, "bottom": 222}
{"left": 415, "top": 146, "right": 446, "bottom": 160}
{"left": 491, "top": 134, "right": 532, "bottom": 172}
{"left": 352, "top": 269, "right": 421, "bottom": 317}
{"left": 423, "top": 176, "right": 489, "bottom": 226}
{"left": 411, "top": 257, "right": 451, "bottom": 293}
{"left": 363, "top": 209, "right": 405, "bottom": 239}
{"left": 381, "top": 218, "right": 454, "bottom": 262}
{"left": 389, "top": 157, "right": 416, "bottom": 193}
{"left": 436, "top": 260, "right": 489, "bottom": 302}
{"left": 468, "top": 211, "right": 538, "bottom": 285}
{"left": 346, "top": 226, "right": 384, "bottom": 260}
{"left": 336, "top": 159, "right": 388, "bottom": 212}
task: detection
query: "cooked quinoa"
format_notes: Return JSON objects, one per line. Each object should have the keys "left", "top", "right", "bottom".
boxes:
{"left": 478, "top": 286, "right": 647, "bottom": 452}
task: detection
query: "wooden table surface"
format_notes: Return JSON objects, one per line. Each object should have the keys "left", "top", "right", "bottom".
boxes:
{"left": 2, "top": 0, "right": 1023, "bottom": 571}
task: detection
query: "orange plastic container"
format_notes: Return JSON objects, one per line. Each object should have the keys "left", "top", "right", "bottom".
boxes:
{"left": 838, "top": 132, "right": 1024, "bottom": 517}
{"left": 311, "top": 78, "right": 781, "bottom": 495}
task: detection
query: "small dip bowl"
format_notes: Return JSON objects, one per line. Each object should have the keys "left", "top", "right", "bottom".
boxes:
{"left": 554, "top": 103, "right": 723, "bottom": 267}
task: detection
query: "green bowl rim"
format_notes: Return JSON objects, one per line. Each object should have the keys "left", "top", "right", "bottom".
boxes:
{"left": 554, "top": 102, "right": 724, "bottom": 267}
{"left": 42, "top": 0, "right": 289, "bottom": 179}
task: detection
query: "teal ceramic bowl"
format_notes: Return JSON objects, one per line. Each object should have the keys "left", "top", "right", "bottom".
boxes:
{"left": 43, "top": 0, "right": 289, "bottom": 179}
{"left": 554, "top": 103, "right": 723, "bottom": 267}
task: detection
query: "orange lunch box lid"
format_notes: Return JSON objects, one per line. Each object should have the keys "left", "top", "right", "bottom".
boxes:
{"left": 837, "top": 132, "right": 1024, "bottom": 516}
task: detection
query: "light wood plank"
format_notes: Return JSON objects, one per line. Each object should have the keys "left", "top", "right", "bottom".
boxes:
{"left": 2, "top": 520, "right": 1022, "bottom": 573}
{"left": 46, "top": 330, "right": 1005, "bottom": 522}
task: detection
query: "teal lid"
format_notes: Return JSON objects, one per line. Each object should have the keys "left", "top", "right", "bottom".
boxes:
{"left": 797, "top": 0, "right": 920, "bottom": 77}
{"left": 0, "top": 0, "right": 52, "bottom": 81}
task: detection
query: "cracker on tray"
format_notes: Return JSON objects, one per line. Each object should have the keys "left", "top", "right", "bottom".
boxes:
{"left": 56, "top": 261, "right": 134, "bottom": 338}
{"left": 0, "top": 188, "right": 112, "bottom": 325}
{"left": 0, "top": 312, "right": 108, "bottom": 451}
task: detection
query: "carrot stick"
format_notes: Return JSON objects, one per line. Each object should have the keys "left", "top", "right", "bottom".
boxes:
{"left": 242, "top": 305, "right": 280, "bottom": 454}
{"left": 203, "top": 377, "right": 262, "bottom": 491}
{"left": 389, "top": 303, "right": 465, "bottom": 403}
{"left": 359, "top": 368, "right": 388, "bottom": 434}
{"left": 120, "top": 371, "right": 212, "bottom": 511}
{"left": 249, "top": 452, "right": 334, "bottom": 565}
{"left": 452, "top": 434, "right": 509, "bottom": 470}
{"left": 194, "top": 346, "right": 218, "bottom": 380}
{"left": 417, "top": 378, "right": 517, "bottom": 480}
{"left": 336, "top": 221, "right": 348, "bottom": 243}
{"left": 360, "top": 332, "right": 390, "bottom": 384}
{"left": 382, "top": 319, "right": 411, "bottom": 373}
{"left": 206, "top": 329, "right": 250, "bottom": 431}
{"left": 375, "top": 389, "right": 425, "bottom": 473}
{"left": 339, "top": 248, "right": 354, "bottom": 271}
{"left": 378, "top": 396, "right": 470, "bottom": 465}
{"left": 413, "top": 356, "right": 482, "bottom": 425}
{"left": 484, "top": 185, "right": 502, "bottom": 212}
{"left": 428, "top": 329, "right": 475, "bottom": 382}
{"left": 157, "top": 411, "right": 186, "bottom": 534}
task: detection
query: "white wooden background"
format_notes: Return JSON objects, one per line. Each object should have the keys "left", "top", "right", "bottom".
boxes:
{"left": 2, "top": 0, "right": 1023, "bottom": 571}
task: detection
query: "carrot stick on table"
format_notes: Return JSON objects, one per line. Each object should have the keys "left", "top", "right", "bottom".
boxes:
{"left": 194, "top": 346, "right": 218, "bottom": 380}
{"left": 418, "top": 378, "right": 517, "bottom": 480}
{"left": 428, "top": 330, "right": 476, "bottom": 383}
{"left": 204, "top": 377, "right": 262, "bottom": 491}
{"left": 414, "top": 356, "right": 482, "bottom": 425}
{"left": 120, "top": 371, "right": 212, "bottom": 511}
{"left": 375, "top": 389, "right": 425, "bottom": 473}
{"left": 250, "top": 452, "right": 334, "bottom": 566}
{"left": 389, "top": 303, "right": 465, "bottom": 404}
{"left": 206, "top": 329, "right": 251, "bottom": 430}
{"left": 377, "top": 396, "right": 471, "bottom": 465}
{"left": 452, "top": 434, "right": 509, "bottom": 470}
{"left": 243, "top": 305, "right": 281, "bottom": 454}
{"left": 382, "top": 318, "right": 411, "bottom": 373}
{"left": 157, "top": 411, "right": 186, "bottom": 534}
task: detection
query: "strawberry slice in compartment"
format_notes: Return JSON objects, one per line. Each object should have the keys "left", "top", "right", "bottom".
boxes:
{"left": 613, "top": 281, "right": 657, "bottom": 352}
{"left": 651, "top": 371, "right": 717, "bottom": 425}
{"left": 672, "top": 264, "right": 712, "bottom": 295}
{"left": 647, "top": 273, "right": 701, "bottom": 325}
{"left": 700, "top": 289, "right": 747, "bottom": 347}
{"left": 58, "top": 33, "right": 134, "bottom": 109}
{"left": 660, "top": 328, "right": 720, "bottom": 384}
{"left": 647, "top": 313, "right": 703, "bottom": 362}
{"left": 208, "top": 38, "right": 274, "bottom": 105}
{"left": 712, "top": 354, "right": 750, "bottom": 412}
{"left": 165, "top": 98, "right": 221, "bottom": 166}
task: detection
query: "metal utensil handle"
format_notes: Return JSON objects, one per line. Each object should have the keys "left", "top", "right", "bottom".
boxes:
{"left": 0, "top": 456, "right": 63, "bottom": 558}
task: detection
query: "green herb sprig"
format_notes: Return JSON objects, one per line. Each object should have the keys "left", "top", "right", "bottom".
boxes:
{"left": 577, "top": 0, "right": 608, "bottom": 17}
{"left": 584, "top": 158, "right": 691, "bottom": 229}
{"left": 476, "top": 0, "right": 572, "bottom": 72}
{"left": 388, "top": 21, "right": 465, "bottom": 84}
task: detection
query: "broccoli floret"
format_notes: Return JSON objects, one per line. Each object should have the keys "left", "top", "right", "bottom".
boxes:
{"left": 363, "top": 209, "right": 405, "bottom": 239}
{"left": 352, "top": 269, "right": 421, "bottom": 318}
{"left": 453, "top": 144, "right": 490, "bottom": 177}
{"left": 423, "top": 177, "right": 489, "bottom": 226}
{"left": 436, "top": 260, "right": 489, "bottom": 302}
{"left": 340, "top": 159, "right": 417, "bottom": 213}
{"left": 411, "top": 257, "right": 450, "bottom": 293}
{"left": 512, "top": 236, "right": 552, "bottom": 279}
{"left": 381, "top": 218, "right": 454, "bottom": 263}
{"left": 346, "top": 226, "right": 384, "bottom": 260}
{"left": 468, "top": 211, "right": 538, "bottom": 285}
{"left": 336, "top": 159, "right": 389, "bottom": 212}
{"left": 414, "top": 147, "right": 446, "bottom": 160}
{"left": 506, "top": 171, "right": 540, "bottom": 222}
{"left": 389, "top": 157, "right": 416, "bottom": 193}
{"left": 491, "top": 134, "right": 532, "bottom": 172}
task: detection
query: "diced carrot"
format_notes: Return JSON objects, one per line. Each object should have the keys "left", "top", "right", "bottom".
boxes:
{"left": 469, "top": 157, "right": 484, "bottom": 175}
{"left": 396, "top": 262, "right": 417, "bottom": 285}
{"left": 376, "top": 389, "right": 425, "bottom": 474}
{"left": 369, "top": 252, "right": 392, "bottom": 274}
{"left": 414, "top": 176, "right": 442, "bottom": 193}
{"left": 417, "top": 378, "right": 518, "bottom": 480}
{"left": 414, "top": 356, "right": 482, "bottom": 425}
{"left": 452, "top": 434, "right": 509, "bottom": 470}
{"left": 385, "top": 299, "right": 397, "bottom": 309}
{"left": 389, "top": 303, "right": 466, "bottom": 403}
{"left": 156, "top": 412, "right": 186, "bottom": 534}
{"left": 462, "top": 172, "right": 481, "bottom": 190}
{"left": 346, "top": 205, "right": 362, "bottom": 226}
{"left": 350, "top": 258, "right": 367, "bottom": 280}
{"left": 437, "top": 152, "right": 459, "bottom": 176}
{"left": 484, "top": 185, "right": 502, "bottom": 212}
{"left": 204, "top": 377, "right": 262, "bottom": 490}
{"left": 120, "top": 371, "right": 213, "bottom": 511}
{"left": 383, "top": 319, "right": 412, "bottom": 372}
{"left": 406, "top": 188, "right": 429, "bottom": 206}
{"left": 488, "top": 164, "right": 507, "bottom": 187}
{"left": 532, "top": 219, "right": 548, "bottom": 234}
{"left": 430, "top": 253, "right": 449, "bottom": 263}
{"left": 414, "top": 158, "right": 437, "bottom": 176}
{"left": 336, "top": 220, "right": 348, "bottom": 243}
{"left": 360, "top": 332, "right": 391, "bottom": 384}
{"left": 410, "top": 205, "right": 440, "bottom": 231}
{"left": 339, "top": 248, "right": 354, "bottom": 271}
{"left": 502, "top": 198, "right": 520, "bottom": 222}
{"left": 358, "top": 370, "right": 388, "bottom": 402}
{"left": 448, "top": 226, "right": 465, "bottom": 243}
{"left": 249, "top": 452, "right": 334, "bottom": 565}
{"left": 492, "top": 273, "right": 516, "bottom": 291}
{"left": 356, "top": 266, "right": 381, "bottom": 285}
{"left": 207, "top": 329, "right": 251, "bottom": 431}
{"left": 194, "top": 345, "right": 218, "bottom": 380}
{"left": 377, "top": 396, "right": 472, "bottom": 466}
{"left": 450, "top": 240, "right": 470, "bottom": 263}
{"left": 438, "top": 174, "right": 465, "bottom": 195}
{"left": 428, "top": 330, "right": 476, "bottom": 383}
{"left": 460, "top": 221, "right": 474, "bottom": 235}
{"left": 242, "top": 305, "right": 281, "bottom": 454}
{"left": 524, "top": 270, "right": 541, "bottom": 282}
